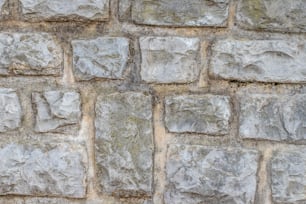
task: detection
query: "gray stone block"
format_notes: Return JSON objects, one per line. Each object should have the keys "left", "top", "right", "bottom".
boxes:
{"left": 72, "top": 37, "right": 129, "bottom": 80}
{"left": 165, "top": 145, "right": 259, "bottom": 204}
{"left": 140, "top": 37, "right": 200, "bottom": 83}
{"left": 95, "top": 92, "right": 153, "bottom": 196}
{"left": 132, "top": 0, "right": 229, "bottom": 26}
{"left": 21, "top": 0, "right": 109, "bottom": 21}
{"left": 165, "top": 94, "right": 231, "bottom": 135}
{"left": 210, "top": 39, "right": 306, "bottom": 83}
{"left": 32, "top": 90, "right": 81, "bottom": 132}
{"left": 0, "top": 33, "right": 62, "bottom": 76}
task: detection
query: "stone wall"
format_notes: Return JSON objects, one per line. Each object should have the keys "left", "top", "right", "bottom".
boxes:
{"left": 0, "top": 0, "right": 305, "bottom": 203}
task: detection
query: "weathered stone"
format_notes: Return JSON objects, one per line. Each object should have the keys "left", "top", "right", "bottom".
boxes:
{"left": 0, "top": 33, "right": 62, "bottom": 76}
{"left": 210, "top": 40, "right": 306, "bottom": 83}
{"left": 25, "top": 198, "right": 85, "bottom": 204}
{"left": 95, "top": 92, "right": 153, "bottom": 196}
{"left": 0, "top": 88, "right": 22, "bottom": 132}
{"left": 271, "top": 148, "right": 306, "bottom": 203}
{"left": 0, "top": 143, "right": 86, "bottom": 197}
{"left": 0, "top": 0, "right": 5, "bottom": 13}
{"left": 32, "top": 90, "right": 81, "bottom": 132}
{"left": 119, "top": 0, "right": 131, "bottom": 20}
{"left": 72, "top": 37, "right": 129, "bottom": 80}
{"left": 165, "top": 145, "right": 259, "bottom": 204}
{"left": 21, "top": 0, "right": 109, "bottom": 21}
{"left": 140, "top": 37, "right": 200, "bottom": 83}
{"left": 132, "top": 0, "right": 229, "bottom": 26}
{"left": 165, "top": 94, "right": 231, "bottom": 135}
{"left": 237, "top": 0, "right": 306, "bottom": 32}
{"left": 239, "top": 94, "right": 306, "bottom": 141}
{"left": 0, "top": 198, "right": 24, "bottom": 204}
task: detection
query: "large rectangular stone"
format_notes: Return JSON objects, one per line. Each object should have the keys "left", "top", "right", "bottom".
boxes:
{"left": 165, "top": 94, "right": 231, "bottom": 135}
{"left": 0, "top": 141, "right": 86, "bottom": 198}
{"left": 72, "top": 37, "right": 129, "bottom": 80}
{"left": 21, "top": 0, "right": 109, "bottom": 21}
{"left": 271, "top": 148, "right": 306, "bottom": 203}
{"left": 210, "top": 40, "right": 306, "bottom": 83}
{"left": 237, "top": 0, "right": 306, "bottom": 32}
{"left": 239, "top": 94, "right": 306, "bottom": 141}
{"left": 95, "top": 92, "right": 153, "bottom": 196}
{"left": 140, "top": 37, "right": 200, "bottom": 83}
{"left": 132, "top": 0, "right": 229, "bottom": 27}
{"left": 0, "top": 33, "right": 62, "bottom": 76}
{"left": 165, "top": 145, "right": 259, "bottom": 204}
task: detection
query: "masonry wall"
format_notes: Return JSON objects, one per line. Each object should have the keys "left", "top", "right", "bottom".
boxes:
{"left": 0, "top": 0, "right": 305, "bottom": 203}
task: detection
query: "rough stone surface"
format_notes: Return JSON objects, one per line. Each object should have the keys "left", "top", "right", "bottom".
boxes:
{"left": 140, "top": 37, "right": 200, "bottom": 83}
{"left": 165, "top": 95, "right": 231, "bottom": 135}
{"left": 95, "top": 92, "right": 153, "bottom": 196}
{"left": 21, "top": 0, "right": 109, "bottom": 21}
{"left": 237, "top": 0, "right": 306, "bottom": 32}
{"left": 0, "top": 33, "right": 62, "bottom": 76}
{"left": 72, "top": 37, "right": 129, "bottom": 80}
{"left": 32, "top": 90, "right": 81, "bottom": 132}
{"left": 0, "top": 143, "right": 86, "bottom": 198}
{"left": 271, "top": 148, "right": 306, "bottom": 203}
{"left": 0, "top": 88, "right": 22, "bottom": 132}
{"left": 239, "top": 94, "right": 306, "bottom": 141}
{"left": 132, "top": 0, "right": 229, "bottom": 26}
{"left": 165, "top": 145, "right": 259, "bottom": 204}
{"left": 119, "top": 0, "right": 131, "bottom": 20}
{"left": 210, "top": 40, "right": 306, "bottom": 83}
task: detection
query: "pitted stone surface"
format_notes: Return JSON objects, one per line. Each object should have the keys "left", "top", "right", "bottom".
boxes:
{"left": 239, "top": 94, "right": 306, "bottom": 141}
{"left": 0, "top": 88, "right": 22, "bottom": 132}
{"left": 237, "top": 0, "right": 306, "bottom": 32}
{"left": 271, "top": 149, "right": 306, "bottom": 203}
{"left": 95, "top": 92, "right": 153, "bottom": 196}
{"left": 210, "top": 40, "right": 306, "bottom": 83}
{"left": 21, "top": 0, "right": 109, "bottom": 21}
{"left": 132, "top": 0, "right": 229, "bottom": 26}
{"left": 165, "top": 94, "right": 231, "bottom": 135}
{"left": 0, "top": 143, "right": 86, "bottom": 197}
{"left": 165, "top": 145, "right": 259, "bottom": 204}
{"left": 0, "top": 33, "right": 62, "bottom": 76}
{"left": 33, "top": 90, "right": 81, "bottom": 132}
{"left": 72, "top": 37, "right": 129, "bottom": 80}
{"left": 140, "top": 37, "right": 200, "bottom": 83}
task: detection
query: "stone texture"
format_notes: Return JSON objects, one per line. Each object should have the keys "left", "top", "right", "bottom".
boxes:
{"left": 119, "top": 0, "right": 131, "bottom": 20}
{"left": 210, "top": 39, "right": 306, "bottom": 83}
{"left": 21, "top": 0, "right": 109, "bottom": 21}
{"left": 237, "top": 0, "right": 306, "bottom": 32}
{"left": 0, "top": 88, "right": 22, "bottom": 132}
{"left": 239, "top": 94, "right": 306, "bottom": 141}
{"left": 132, "top": 0, "right": 229, "bottom": 26}
{"left": 271, "top": 148, "right": 306, "bottom": 203}
{"left": 0, "top": 33, "right": 62, "bottom": 76}
{"left": 0, "top": 143, "right": 86, "bottom": 197}
{"left": 165, "top": 145, "right": 259, "bottom": 204}
{"left": 95, "top": 92, "right": 153, "bottom": 196}
{"left": 140, "top": 37, "right": 200, "bottom": 83}
{"left": 72, "top": 37, "right": 129, "bottom": 80}
{"left": 165, "top": 94, "right": 231, "bottom": 135}
{"left": 32, "top": 90, "right": 81, "bottom": 132}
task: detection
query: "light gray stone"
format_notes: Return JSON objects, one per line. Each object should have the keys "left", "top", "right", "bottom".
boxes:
{"left": 0, "top": 198, "right": 24, "bottom": 204}
{"left": 271, "top": 148, "right": 306, "bottom": 203}
{"left": 25, "top": 198, "right": 85, "bottom": 204}
{"left": 72, "top": 37, "right": 129, "bottom": 80}
{"left": 95, "top": 92, "right": 153, "bottom": 196}
{"left": 0, "top": 32, "right": 62, "bottom": 76}
{"left": 237, "top": 0, "right": 306, "bottom": 32}
{"left": 239, "top": 94, "right": 306, "bottom": 141}
{"left": 33, "top": 90, "right": 81, "bottom": 132}
{"left": 0, "top": 143, "right": 86, "bottom": 197}
{"left": 210, "top": 40, "right": 306, "bottom": 83}
{"left": 21, "top": 0, "right": 109, "bottom": 21}
{"left": 165, "top": 94, "right": 231, "bottom": 135}
{"left": 132, "top": 0, "right": 229, "bottom": 26}
{"left": 140, "top": 37, "right": 200, "bottom": 83}
{"left": 119, "top": 0, "right": 131, "bottom": 20}
{"left": 165, "top": 145, "right": 259, "bottom": 204}
{"left": 0, "top": 88, "right": 22, "bottom": 132}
